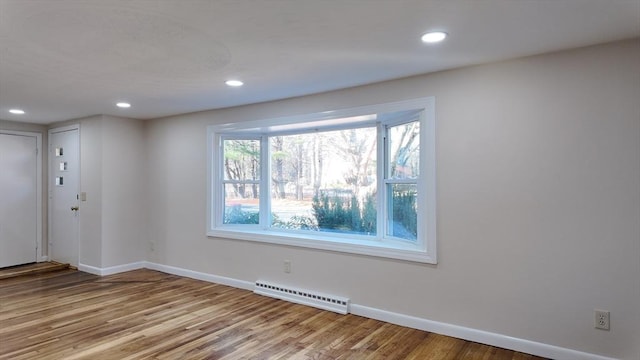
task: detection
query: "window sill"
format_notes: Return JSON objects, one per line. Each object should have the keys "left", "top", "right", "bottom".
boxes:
{"left": 207, "top": 228, "right": 437, "bottom": 264}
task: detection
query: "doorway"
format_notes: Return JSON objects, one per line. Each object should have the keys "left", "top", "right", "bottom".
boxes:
{"left": 48, "top": 125, "right": 79, "bottom": 267}
{"left": 0, "top": 131, "right": 42, "bottom": 268}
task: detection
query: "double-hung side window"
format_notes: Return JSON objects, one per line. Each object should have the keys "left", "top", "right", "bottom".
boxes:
{"left": 221, "top": 138, "right": 261, "bottom": 224}
{"left": 208, "top": 98, "right": 436, "bottom": 263}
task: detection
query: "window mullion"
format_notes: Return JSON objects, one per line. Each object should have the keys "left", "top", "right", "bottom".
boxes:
{"left": 222, "top": 180, "right": 261, "bottom": 185}
{"left": 260, "top": 136, "right": 270, "bottom": 230}
{"left": 383, "top": 179, "right": 418, "bottom": 185}
{"left": 377, "top": 123, "right": 386, "bottom": 240}
{"left": 214, "top": 133, "right": 224, "bottom": 228}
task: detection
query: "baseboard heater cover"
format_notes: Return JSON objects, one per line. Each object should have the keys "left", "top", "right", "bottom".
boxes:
{"left": 254, "top": 281, "right": 350, "bottom": 314}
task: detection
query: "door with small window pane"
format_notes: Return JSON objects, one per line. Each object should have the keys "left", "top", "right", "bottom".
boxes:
{"left": 49, "top": 127, "right": 79, "bottom": 267}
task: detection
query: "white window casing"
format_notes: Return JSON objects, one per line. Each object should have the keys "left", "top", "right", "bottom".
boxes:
{"left": 207, "top": 97, "right": 437, "bottom": 264}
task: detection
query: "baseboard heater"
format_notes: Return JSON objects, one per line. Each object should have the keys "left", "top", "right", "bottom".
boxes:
{"left": 254, "top": 281, "right": 350, "bottom": 315}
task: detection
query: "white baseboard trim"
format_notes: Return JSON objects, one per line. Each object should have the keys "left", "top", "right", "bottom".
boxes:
{"left": 78, "top": 263, "right": 102, "bottom": 275}
{"left": 78, "top": 262, "right": 145, "bottom": 276}
{"left": 349, "top": 304, "right": 617, "bottom": 360}
{"left": 143, "top": 261, "right": 254, "bottom": 291}
{"left": 73, "top": 261, "right": 617, "bottom": 360}
{"left": 38, "top": 256, "right": 49, "bottom": 262}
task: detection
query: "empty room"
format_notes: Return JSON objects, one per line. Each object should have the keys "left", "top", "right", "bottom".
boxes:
{"left": 0, "top": 1, "right": 639, "bottom": 359}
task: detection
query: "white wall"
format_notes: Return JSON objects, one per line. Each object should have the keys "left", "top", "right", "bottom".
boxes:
{"left": 100, "top": 116, "right": 146, "bottom": 267}
{"left": 77, "top": 116, "right": 103, "bottom": 267}
{"left": 145, "top": 39, "right": 640, "bottom": 359}
{"left": 52, "top": 115, "right": 146, "bottom": 269}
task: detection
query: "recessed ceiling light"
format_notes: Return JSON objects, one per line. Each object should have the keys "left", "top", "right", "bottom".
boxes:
{"left": 225, "top": 80, "right": 244, "bottom": 87}
{"left": 9, "top": 109, "right": 25, "bottom": 114}
{"left": 421, "top": 31, "right": 448, "bottom": 43}
{"left": 116, "top": 102, "right": 131, "bottom": 108}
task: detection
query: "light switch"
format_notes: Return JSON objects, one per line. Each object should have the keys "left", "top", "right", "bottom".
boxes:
{"left": 80, "top": 192, "right": 87, "bottom": 201}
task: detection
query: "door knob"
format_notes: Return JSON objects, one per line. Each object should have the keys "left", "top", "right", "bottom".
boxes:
{"left": 71, "top": 206, "right": 79, "bottom": 211}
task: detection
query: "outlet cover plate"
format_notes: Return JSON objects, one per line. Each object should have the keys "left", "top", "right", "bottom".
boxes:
{"left": 595, "top": 310, "right": 610, "bottom": 330}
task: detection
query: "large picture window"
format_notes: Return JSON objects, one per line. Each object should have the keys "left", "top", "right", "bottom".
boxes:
{"left": 208, "top": 98, "right": 436, "bottom": 263}
{"left": 269, "top": 126, "right": 378, "bottom": 236}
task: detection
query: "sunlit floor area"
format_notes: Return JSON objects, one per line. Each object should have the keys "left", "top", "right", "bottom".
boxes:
{"left": 0, "top": 266, "right": 548, "bottom": 359}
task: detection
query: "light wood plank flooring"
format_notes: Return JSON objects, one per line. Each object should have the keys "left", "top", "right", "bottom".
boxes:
{"left": 0, "top": 267, "right": 549, "bottom": 359}
{"left": 0, "top": 262, "right": 69, "bottom": 280}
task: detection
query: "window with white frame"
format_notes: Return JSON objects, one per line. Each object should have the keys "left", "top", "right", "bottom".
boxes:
{"left": 207, "top": 98, "right": 436, "bottom": 263}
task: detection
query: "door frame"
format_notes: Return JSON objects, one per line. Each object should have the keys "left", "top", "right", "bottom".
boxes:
{"left": 48, "top": 124, "right": 80, "bottom": 265}
{"left": 0, "top": 129, "right": 43, "bottom": 262}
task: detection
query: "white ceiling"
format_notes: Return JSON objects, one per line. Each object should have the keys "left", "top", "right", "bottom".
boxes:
{"left": 1, "top": 0, "right": 639, "bottom": 124}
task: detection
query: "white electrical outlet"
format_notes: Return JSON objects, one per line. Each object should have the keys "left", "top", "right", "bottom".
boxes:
{"left": 595, "top": 310, "right": 610, "bottom": 330}
{"left": 284, "top": 260, "right": 291, "bottom": 273}
{"left": 149, "top": 241, "right": 155, "bottom": 251}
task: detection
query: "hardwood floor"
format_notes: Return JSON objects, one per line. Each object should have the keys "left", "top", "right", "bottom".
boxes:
{"left": 0, "top": 267, "right": 548, "bottom": 360}
{"left": 0, "top": 262, "right": 69, "bottom": 280}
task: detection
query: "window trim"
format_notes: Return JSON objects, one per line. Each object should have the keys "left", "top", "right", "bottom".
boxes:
{"left": 207, "top": 97, "right": 437, "bottom": 264}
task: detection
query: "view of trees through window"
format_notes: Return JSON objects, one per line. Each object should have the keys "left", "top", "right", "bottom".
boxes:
{"left": 270, "top": 127, "right": 377, "bottom": 235}
{"left": 222, "top": 119, "right": 420, "bottom": 241}
{"left": 387, "top": 121, "right": 420, "bottom": 240}
{"left": 222, "top": 138, "right": 260, "bottom": 224}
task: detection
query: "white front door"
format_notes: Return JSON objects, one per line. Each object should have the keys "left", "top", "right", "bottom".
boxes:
{"left": 49, "top": 126, "right": 79, "bottom": 267}
{"left": 0, "top": 132, "right": 38, "bottom": 268}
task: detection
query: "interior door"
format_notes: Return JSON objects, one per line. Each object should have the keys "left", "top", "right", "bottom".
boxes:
{"left": 0, "top": 132, "right": 38, "bottom": 268}
{"left": 49, "top": 126, "right": 79, "bottom": 267}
